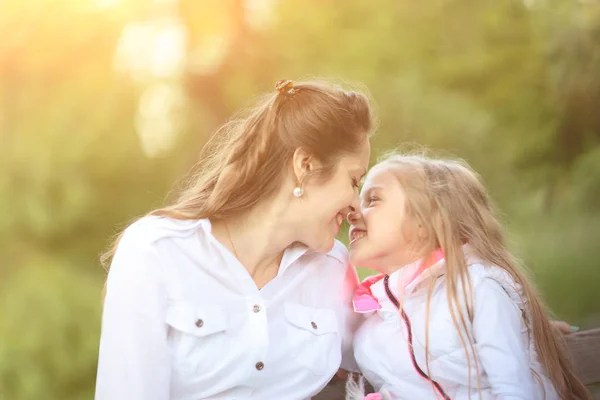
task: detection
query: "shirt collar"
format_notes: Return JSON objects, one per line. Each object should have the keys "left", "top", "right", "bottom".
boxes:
{"left": 278, "top": 239, "right": 348, "bottom": 276}
{"left": 201, "top": 218, "right": 314, "bottom": 277}
{"left": 277, "top": 242, "right": 310, "bottom": 276}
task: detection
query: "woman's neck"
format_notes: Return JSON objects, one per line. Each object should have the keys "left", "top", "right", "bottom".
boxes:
{"left": 211, "top": 195, "right": 303, "bottom": 280}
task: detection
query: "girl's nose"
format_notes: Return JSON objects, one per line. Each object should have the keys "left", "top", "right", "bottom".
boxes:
{"left": 346, "top": 208, "right": 361, "bottom": 224}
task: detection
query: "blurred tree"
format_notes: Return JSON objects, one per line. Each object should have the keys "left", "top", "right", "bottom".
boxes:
{"left": 0, "top": 0, "right": 180, "bottom": 263}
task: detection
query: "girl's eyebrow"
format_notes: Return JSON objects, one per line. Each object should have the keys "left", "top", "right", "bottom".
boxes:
{"left": 360, "top": 185, "right": 383, "bottom": 201}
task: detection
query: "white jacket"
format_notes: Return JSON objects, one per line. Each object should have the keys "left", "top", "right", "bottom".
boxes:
{"left": 352, "top": 247, "right": 558, "bottom": 400}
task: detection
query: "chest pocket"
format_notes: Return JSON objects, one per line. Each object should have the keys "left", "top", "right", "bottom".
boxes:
{"left": 166, "top": 302, "right": 228, "bottom": 374}
{"left": 284, "top": 302, "right": 340, "bottom": 376}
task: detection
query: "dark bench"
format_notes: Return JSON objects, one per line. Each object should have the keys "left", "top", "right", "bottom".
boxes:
{"left": 314, "top": 328, "right": 600, "bottom": 399}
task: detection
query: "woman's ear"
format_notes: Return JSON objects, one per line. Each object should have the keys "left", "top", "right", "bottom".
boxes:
{"left": 292, "top": 147, "right": 322, "bottom": 183}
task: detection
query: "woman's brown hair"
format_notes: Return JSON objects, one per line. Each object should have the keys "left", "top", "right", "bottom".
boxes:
{"left": 101, "top": 79, "right": 375, "bottom": 267}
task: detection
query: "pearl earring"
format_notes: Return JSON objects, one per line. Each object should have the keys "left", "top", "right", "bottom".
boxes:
{"left": 293, "top": 187, "right": 304, "bottom": 197}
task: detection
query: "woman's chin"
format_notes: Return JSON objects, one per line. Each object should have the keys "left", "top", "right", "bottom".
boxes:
{"left": 310, "top": 235, "right": 336, "bottom": 254}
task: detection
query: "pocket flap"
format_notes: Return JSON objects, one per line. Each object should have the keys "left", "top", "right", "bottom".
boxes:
{"left": 166, "top": 302, "right": 227, "bottom": 337}
{"left": 284, "top": 302, "right": 338, "bottom": 336}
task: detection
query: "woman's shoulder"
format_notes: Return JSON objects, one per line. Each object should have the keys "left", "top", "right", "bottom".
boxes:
{"left": 124, "top": 215, "right": 207, "bottom": 241}
{"left": 108, "top": 217, "right": 209, "bottom": 280}
{"left": 119, "top": 215, "right": 207, "bottom": 249}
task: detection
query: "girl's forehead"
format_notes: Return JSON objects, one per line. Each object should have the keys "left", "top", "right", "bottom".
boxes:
{"left": 360, "top": 167, "right": 399, "bottom": 195}
{"left": 363, "top": 166, "right": 394, "bottom": 186}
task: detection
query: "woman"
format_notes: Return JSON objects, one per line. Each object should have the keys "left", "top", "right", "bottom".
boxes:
{"left": 95, "top": 79, "right": 374, "bottom": 399}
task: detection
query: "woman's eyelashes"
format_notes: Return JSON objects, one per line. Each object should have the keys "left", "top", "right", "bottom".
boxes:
{"left": 352, "top": 172, "right": 367, "bottom": 190}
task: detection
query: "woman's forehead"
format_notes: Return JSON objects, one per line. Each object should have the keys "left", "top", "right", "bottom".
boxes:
{"left": 338, "top": 141, "right": 370, "bottom": 172}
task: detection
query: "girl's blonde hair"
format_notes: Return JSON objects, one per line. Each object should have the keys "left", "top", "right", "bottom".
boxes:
{"left": 377, "top": 152, "right": 590, "bottom": 400}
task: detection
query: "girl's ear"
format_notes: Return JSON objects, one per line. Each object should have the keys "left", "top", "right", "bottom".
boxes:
{"left": 416, "top": 221, "right": 426, "bottom": 239}
{"left": 413, "top": 217, "right": 429, "bottom": 241}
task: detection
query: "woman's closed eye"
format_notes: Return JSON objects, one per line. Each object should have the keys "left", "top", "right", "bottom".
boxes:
{"left": 352, "top": 177, "right": 360, "bottom": 190}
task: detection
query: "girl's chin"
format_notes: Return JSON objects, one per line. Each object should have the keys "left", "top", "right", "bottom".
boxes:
{"left": 350, "top": 252, "right": 383, "bottom": 271}
{"left": 349, "top": 253, "right": 369, "bottom": 268}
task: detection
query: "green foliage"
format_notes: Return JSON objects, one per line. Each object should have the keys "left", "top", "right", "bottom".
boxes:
{"left": 0, "top": 259, "right": 102, "bottom": 399}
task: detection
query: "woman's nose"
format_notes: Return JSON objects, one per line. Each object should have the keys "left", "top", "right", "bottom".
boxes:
{"left": 349, "top": 193, "right": 361, "bottom": 215}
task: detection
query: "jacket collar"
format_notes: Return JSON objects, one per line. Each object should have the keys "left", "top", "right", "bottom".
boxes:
{"left": 353, "top": 245, "right": 480, "bottom": 313}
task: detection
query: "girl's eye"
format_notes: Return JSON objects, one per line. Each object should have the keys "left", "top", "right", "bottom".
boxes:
{"left": 368, "top": 196, "right": 379, "bottom": 205}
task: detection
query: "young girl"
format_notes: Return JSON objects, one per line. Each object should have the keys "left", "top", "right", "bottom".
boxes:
{"left": 346, "top": 154, "right": 590, "bottom": 400}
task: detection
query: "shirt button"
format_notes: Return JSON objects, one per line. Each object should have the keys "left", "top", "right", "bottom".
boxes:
{"left": 195, "top": 319, "right": 204, "bottom": 328}
{"left": 255, "top": 362, "right": 264, "bottom": 371}
{"left": 311, "top": 321, "right": 318, "bottom": 330}
{"left": 253, "top": 304, "right": 261, "bottom": 313}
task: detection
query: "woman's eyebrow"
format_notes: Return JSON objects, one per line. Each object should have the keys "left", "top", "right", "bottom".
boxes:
{"left": 352, "top": 167, "right": 368, "bottom": 180}
{"left": 356, "top": 169, "right": 368, "bottom": 186}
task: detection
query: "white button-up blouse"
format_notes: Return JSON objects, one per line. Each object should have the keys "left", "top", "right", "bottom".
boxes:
{"left": 95, "top": 216, "right": 359, "bottom": 400}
